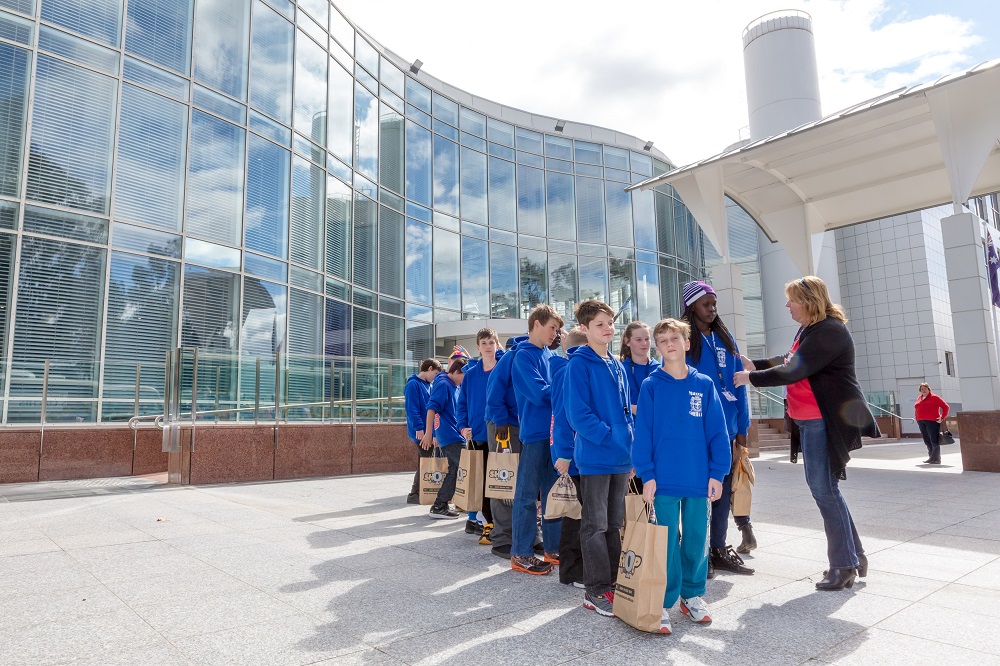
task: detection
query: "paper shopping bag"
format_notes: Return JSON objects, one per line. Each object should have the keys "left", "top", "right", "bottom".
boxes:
{"left": 732, "top": 446, "right": 755, "bottom": 516}
{"left": 419, "top": 449, "right": 449, "bottom": 505}
{"left": 485, "top": 449, "right": 518, "bottom": 500}
{"left": 625, "top": 492, "right": 647, "bottom": 525}
{"left": 454, "top": 444, "right": 484, "bottom": 512}
{"left": 613, "top": 504, "right": 668, "bottom": 633}
{"left": 543, "top": 473, "right": 582, "bottom": 520}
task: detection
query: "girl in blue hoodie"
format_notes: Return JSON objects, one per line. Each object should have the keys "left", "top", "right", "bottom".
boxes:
{"left": 632, "top": 318, "right": 731, "bottom": 634}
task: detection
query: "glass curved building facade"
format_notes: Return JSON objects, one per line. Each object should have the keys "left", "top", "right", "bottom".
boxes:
{"left": 0, "top": 0, "right": 705, "bottom": 424}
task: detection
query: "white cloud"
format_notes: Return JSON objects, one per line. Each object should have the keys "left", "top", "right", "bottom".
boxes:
{"left": 333, "top": 0, "right": 982, "bottom": 165}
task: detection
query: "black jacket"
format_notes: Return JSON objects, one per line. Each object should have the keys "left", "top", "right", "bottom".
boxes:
{"left": 750, "top": 318, "right": 878, "bottom": 479}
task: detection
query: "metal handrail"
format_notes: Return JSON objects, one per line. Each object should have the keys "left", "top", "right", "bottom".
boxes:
{"left": 129, "top": 396, "right": 406, "bottom": 429}
{"left": 752, "top": 388, "right": 912, "bottom": 423}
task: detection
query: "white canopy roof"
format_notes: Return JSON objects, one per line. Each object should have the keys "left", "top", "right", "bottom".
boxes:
{"left": 630, "top": 59, "right": 1000, "bottom": 274}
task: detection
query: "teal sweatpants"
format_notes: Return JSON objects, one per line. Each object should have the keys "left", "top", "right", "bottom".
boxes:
{"left": 653, "top": 494, "right": 710, "bottom": 609}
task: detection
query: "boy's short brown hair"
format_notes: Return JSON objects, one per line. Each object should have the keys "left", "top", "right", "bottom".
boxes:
{"left": 420, "top": 358, "right": 442, "bottom": 372}
{"left": 563, "top": 326, "right": 589, "bottom": 348}
{"left": 447, "top": 357, "right": 468, "bottom": 375}
{"left": 652, "top": 318, "right": 691, "bottom": 341}
{"left": 527, "top": 304, "right": 565, "bottom": 331}
{"left": 574, "top": 299, "right": 615, "bottom": 327}
{"left": 476, "top": 327, "right": 500, "bottom": 345}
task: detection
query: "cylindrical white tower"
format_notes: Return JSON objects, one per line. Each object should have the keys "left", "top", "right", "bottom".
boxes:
{"left": 742, "top": 10, "right": 840, "bottom": 356}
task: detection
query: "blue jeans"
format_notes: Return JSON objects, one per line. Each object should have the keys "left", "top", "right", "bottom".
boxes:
{"left": 653, "top": 495, "right": 709, "bottom": 609}
{"left": 796, "top": 419, "right": 864, "bottom": 570}
{"left": 511, "top": 440, "right": 562, "bottom": 558}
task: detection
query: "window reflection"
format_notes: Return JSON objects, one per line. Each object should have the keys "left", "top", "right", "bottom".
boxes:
{"left": 379, "top": 205, "right": 404, "bottom": 298}
{"left": 548, "top": 253, "right": 577, "bottom": 322}
{"left": 246, "top": 135, "right": 289, "bottom": 259}
{"left": 632, "top": 189, "right": 656, "bottom": 251}
{"left": 546, "top": 171, "right": 575, "bottom": 240}
{"left": 327, "top": 60, "right": 353, "bottom": 164}
{"left": 379, "top": 108, "right": 404, "bottom": 194}
{"left": 579, "top": 256, "right": 609, "bottom": 302}
{"left": 516, "top": 165, "right": 545, "bottom": 237}
{"left": 405, "top": 217, "right": 432, "bottom": 304}
{"left": 405, "top": 120, "right": 432, "bottom": 206}
{"left": 290, "top": 155, "right": 324, "bottom": 270}
{"left": 609, "top": 258, "right": 636, "bottom": 322}
{"left": 354, "top": 83, "right": 379, "bottom": 180}
{"left": 433, "top": 227, "right": 460, "bottom": 310}
{"left": 433, "top": 135, "right": 459, "bottom": 217}
{"left": 490, "top": 243, "right": 518, "bottom": 317}
{"left": 605, "top": 182, "right": 632, "bottom": 247}
{"left": 325, "top": 176, "right": 351, "bottom": 280}
{"left": 460, "top": 146, "right": 487, "bottom": 225}
{"left": 125, "top": 0, "right": 192, "bottom": 74}
{"left": 353, "top": 191, "right": 377, "bottom": 289}
{"left": 654, "top": 192, "right": 675, "bottom": 257}
{"left": 488, "top": 156, "right": 515, "bottom": 231}
{"left": 294, "top": 31, "right": 327, "bottom": 146}
{"left": 576, "top": 177, "right": 605, "bottom": 244}
{"left": 248, "top": 2, "right": 292, "bottom": 122}
{"left": 461, "top": 236, "right": 489, "bottom": 316}
{"left": 192, "top": 0, "right": 250, "bottom": 101}
{"left": 519, "top": 248, "right": 547, "bottom": 314}
{"left": 635, "top": 262, "right": 660, "bottom": 325}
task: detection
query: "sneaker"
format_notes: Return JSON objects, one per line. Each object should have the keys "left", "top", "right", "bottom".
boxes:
{"left": 680, "top": 596, "right": 712, "bottom": 623}
{"left": 429, "top": 505, "right": 461, "bottom": 519}
{"left": 658, "top": 608, "right": 673, "bottom": 634}
{"left": 511, "top": 556, "right": 554, "bottom": 575}
{"left": 406, "top": 493, "right": 420, "bottom": 505}
{"left": 478, "top": 523, "right": 493, "bottom": 545}
{"left": 711, "top": 545, "right": 754, "bottom": 575}
{"left": 464, "top": 520, "right": 483, "bottom": 535}
{"left": 491, "top": 544, "right": 511, "bottom": 558}
{"left": 583, "top": 590, "right": 615, "bottom": 617}
{"left": 544, "top": 552, "right": 560, "bottom": 565}
{"left": 572, "top": 581, "right": 586, "bottom": 589}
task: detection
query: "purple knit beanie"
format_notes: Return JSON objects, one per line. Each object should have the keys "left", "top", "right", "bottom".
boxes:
{"left": 682, "top": 281, "right": 717, "bottom": 308}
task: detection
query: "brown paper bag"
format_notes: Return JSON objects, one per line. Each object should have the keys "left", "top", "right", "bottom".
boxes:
{"left": 454, "top": 444, "right": 484, "bottom": 512}
{"left": 625, "top": 492, "right": 647, "bottom": 525}
{"left": 485, "top": 449, "right": 518, "bottom": 501}
{"left": 419, "top": 449, "right": 449, "bottom": 505}
{"left": 613, "top": 504, "right": 668, "bottom": 633}
{"left": 543, "top": 473, "right": 581, "bottom": 520}
{"left": 732, "top": 447, "right": 755, "bottom": 517}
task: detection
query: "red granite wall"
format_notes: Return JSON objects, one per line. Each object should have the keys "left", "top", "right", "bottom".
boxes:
{"left": 274, "top": 424, "right": 352, "bottom": 479}
{"left": 39, "top": 428, "right": 134, "bottom": 481}
{"left": 0, "top": 431, "right": 40, "bottom": 483}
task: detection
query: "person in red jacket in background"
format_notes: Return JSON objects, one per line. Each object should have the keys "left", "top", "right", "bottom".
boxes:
{"left": 914, "top": 383, "right": 950, "bottom": 465}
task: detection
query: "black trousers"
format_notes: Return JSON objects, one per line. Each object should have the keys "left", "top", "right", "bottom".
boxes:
{"left": 558, "top": 475, "right": 584, "bottom": 585}
{"left": 917, "top": 420, "right": 941, "bottom": 462}
{"left": 408, "top": 439, "right": 434, "bottom": 497}
{"left": 469, "top": 440, "right": 493, "bottom": 523}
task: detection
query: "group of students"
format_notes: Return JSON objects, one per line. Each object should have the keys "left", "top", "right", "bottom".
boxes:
{"left": 403, "top": 281, "right": 758, "bottom": 634}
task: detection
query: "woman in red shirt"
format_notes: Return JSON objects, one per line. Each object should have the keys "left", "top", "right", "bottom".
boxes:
{"left": 914, "top": 383, "right": 949, "bottom": 465}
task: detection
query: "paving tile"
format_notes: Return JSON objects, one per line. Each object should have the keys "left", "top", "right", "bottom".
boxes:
{"left": 131, "top": 588, "right": 300, "bottom": 639}
{"left": 50, "top": 638, "right": 194, "bottom": 665}
{"left": 875, "top": 601, "right": 1000, "bottom": 655}
{"left": 816, "top": 628, "right": 1000, "bottom": 665}
{"left": 866, "top": 544, "right": 994, "bottom": 582}
{"left": 0, "top": 584, "right": 131, "bottom": 631}
{"left": 921, "top": 582, "right": 1000, "bottom": 619}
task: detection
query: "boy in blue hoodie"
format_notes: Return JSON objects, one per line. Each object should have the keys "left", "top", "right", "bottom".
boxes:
{"left": 405, "top": 358, "right": 443, "bottom": 504}
{"left": 550, "top": 326, "right": 589, "bottom": 588}
{"left": 420, "top": 357, "right": 467, "bottom": 519}
{"left": 565, "top": 300, "right": 635, "bottom": 616}
{"left": 633, "top": 318, "right": 732, "bottom": 634}
{"left": 510, "top": 304, "right": 564, "bottom": 575}
{"left": 483, "top": 334, "right": 527, "bottom": 558}
{"left": 457, "top": 328, "right": 500, "bottom": 542}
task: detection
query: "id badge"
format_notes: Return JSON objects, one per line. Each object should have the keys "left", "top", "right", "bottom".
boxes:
{"left": 721, "top": 389, "right": 738, "bottom": 402}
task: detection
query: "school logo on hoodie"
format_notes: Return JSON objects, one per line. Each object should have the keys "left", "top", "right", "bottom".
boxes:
{"left": 619, "top": 549, "right": 643, "bottom": 579}
{"left": 689, "top": 391, "right": 703, "bottom": 418}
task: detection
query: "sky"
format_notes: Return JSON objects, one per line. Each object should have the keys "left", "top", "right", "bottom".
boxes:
{"left": 333, "top": 0, "right": 999, "bottom": 166}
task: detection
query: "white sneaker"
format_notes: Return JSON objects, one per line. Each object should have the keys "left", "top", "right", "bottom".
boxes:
{"left": 659, "top": 608, "right": 672, "bottom": 634}
{"left": 680, "top": 596, "right": 712, "bottom": 623}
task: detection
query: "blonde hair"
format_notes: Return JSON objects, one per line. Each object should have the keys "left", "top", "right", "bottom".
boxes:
{"left": 619, "top": 321, "right": 651, "bottom": 361}
{"left": 652, "top": 318, "right": 691, "bottom": 342}
{"left": 564, "top": 326, "right": 588, "bottom": 348}
{"left": 784, "top": 275, "right": 847, "bottom": 324}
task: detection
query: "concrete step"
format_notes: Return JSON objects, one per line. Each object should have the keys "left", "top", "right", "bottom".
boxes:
{"left": 759, "top": 433, "right": 790, "bottom": 441}
{"left": 758, "top": 427, "right": 780, "bottom": 434}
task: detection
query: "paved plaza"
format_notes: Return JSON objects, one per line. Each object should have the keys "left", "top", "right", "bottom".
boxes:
{"left": 2, "top": 441, "right": 1000, "bottom": 665}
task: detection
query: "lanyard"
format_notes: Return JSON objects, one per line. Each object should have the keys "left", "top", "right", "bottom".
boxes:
{"left": 701, "top": 332, "right": 728, "bottom": 387}
{"left": 628, "top": 358, "right": 654, "bottom": 391}
{"left": 605, "top": 357, "right": 630, "bottom": 415}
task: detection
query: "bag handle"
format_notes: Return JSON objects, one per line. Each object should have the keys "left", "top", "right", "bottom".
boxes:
{"left": 495, "top": 429, "right": 511, "bottom": 451}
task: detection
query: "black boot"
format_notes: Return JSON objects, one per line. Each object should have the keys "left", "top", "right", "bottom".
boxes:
{"left": 707, "top": 559, "right": 716, "bottom": 579}
{"left": 710, "top": 546, "right": 754, "bottom": 575}
{"left": 736, "top": 523, "right": 757, "bottom": 554}
{"left": 816, "top": 567, "right": 857, "bottom": 590}
{"left": 857, "top": 553, "right": 868, "bottom": 578}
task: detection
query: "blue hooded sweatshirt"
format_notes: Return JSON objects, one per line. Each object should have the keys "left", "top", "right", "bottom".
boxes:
{"left": 689, "top": 332, "right": 750, "bottom": 439}
{"left": 565, "top": 346, "right": 635, "bottom": 475}
{"left": 485, "top": 335, "right": 528, "bottom": 428}
{"left": 622, "top": 357, "right": 658, "bottom": 409}
{"left": 511, "top": 340, "right": 555, "bottom": 443}
{"left": 550, "top": 346, "right": 582, "bottom": 476}
{"left": 404, "top": 374, "right": 431, "bottom": 441}
{"left": 427, "top": 371, "right": 464, "bottom": 446}
{"left": 632, "top": 366, "right": 732, "bottom": 497}
{"left": 456, "top": 353, "right": 498, "bottom": 441}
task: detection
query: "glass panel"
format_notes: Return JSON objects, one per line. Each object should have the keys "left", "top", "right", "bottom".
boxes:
{"left": 459, "top": 107, "right": 485, "bottom": 137}
{"left": 605, "top": 146, "right": 629, "bottom": 170}
{"left": 605, "top": 167, "right": 630, "bottom": 182}
{"left": 380, "top": 85, "right": 403, "bottom": 113}
{"left": 575, "top": 162, "right": 602, "bottom": 178}
{"left": 249, "top": 0, "right": 293, "bottom": 124}
{"left": 23, "top": 205, "right": 107, "bottom": 243}
{"left": 193, "top": 84, "right": 246, "bottom": 124}
{"left": 379, "top": 295, "right": 403, "bottom": 316}
{"left": 461, "top": 235, "right": 488, "bottom": 317}
{"left": 379, "top": 108, "right": 404, "bottom": 194}
{"left": 245, "top": 134, "right": 290, "bottom": 259}
{"left": 325, "top": 176, "right": 351, "bottom": 280}
{"left": 545, "top": 157, "right": 572, "bottom": 173}
{"left": 354, "top": 34, "right": 378, "bottom": 76}
{"left": 575, "top": 141, "right": 602, "bottom": 165}
{"left": 487, "top": 156, "right": 515, "bottom": 231}
{"left": 379, "top": 55, "right": 403, "bottom": 96}
{"left": 488, "top": 142, "right": 514, "bottom": 160}
{"left": 38, "top": 25, "right": 119, "bottom": 75}
{"left": 579, "top": 256, "right": 609, "bottom": 302}
{"left": 297, "top": 0, "right": 326, "bottom": 26}
{"left": 432, "top": 91, "right": 458, "bottom": 127}
{"left": 293, "top": 29, "right": 326, "bottom": 145}
{"left": 123, "top": 57, "right": 189, "bottom": 101}
{"left": 354, "top": 61, "right": 377, "bottom": 92}
{"left": 433, "top": 227, "right": 459, "bottom": 310}
{"left": 185, "top": 110, "right": 245, "bottom": 245}
{"left": 405, "top": 217, "right": 431, "bottom": 304}
{"left": 124, "top": 0, "right": 192, "bottom": 74}
{"left": 0, "top": 9, "right": 32, "bottom": 45}
{"left": 632, "top": 189, "right": 656, "bottom": 251}
{"left": 111, "top": 222, "right": 181, "bottom": 257}
{"left": 548, "top": 253, "right": 577, "bottom": 323}
{"left": 0, "top": 0, "right": 33, "bottom": 14}
{"left": 406, "top": 200, "right": 430, "bottom": 223}
{"left": 241, "top": 277, "right": 285, "bottom": 357}
{"left": 325, "top": 59, "right": 353, "bottom": 163}
{"left": 462, "top": 220, "right": 487, "bottom": 240}
{"left": 405, "top": 77, "right": 431, "bottom": 113}
{"left": 27, "top": 56, "right": 116, "bottom": 214}
{"left": 329, "top": 6, "right": 353, "bottom": 53}
{"left": 433, "top": 118, "right": 458, "bottom": 141}
{"left": 380, "top": 187, "right": 403, "bottom": 212}
{"left": 378, "top": 205, "right": 403, "bottom": 298}
{"left": 545, "top": 171, "right": 575, "bottom": 240}
{"left": 325, "top": 276, "right": 347, "bottom": 300}
{"left": 0, "top": 201, "right": 16, "bottom": 229}
{"left": 635, "top": 262, "right": 660, "bottom": 325}
{"left": 433, "top": 135, "right": 459, "bottom": 216}
{"left": 353, "top": 307, "right": 376, "bottom": 360}
{"left": 460, "top": 146, "right": 487, "bottom": 225}
{"left": 114, "top": 86, "right": 187, "bottom": 231}
{"left": 354, "top": 82, "right": 378, "bottom": 180}
{"left": 654, "top": 191, "right": 675, "bottom": 257}
{"left": 41, "top": 0, "right": 121, "bottom": 46}
{"left": 329, "top": 33, "right": 350, "bottom": 68}
{"left": 288, "top": 288, "right": 323, "bottom": 409}
{"left": 605, "top": 181, "right": 633, "bottom": 247}
{"left": 487, "top": 118, "right": 514, "bottom": 147}
{"left": 379, "top": 313, "right": 403, "bottom": 360}
{"left": 631, "top": 151, "right": 653, "bottom": 176}
{"left": 192, "top": 0, "right": 250, "bottom": 101}
{"left": 516, "top": 150, "right": 544, "bottom": 168}
{"left": 0, "top": 42, "right": 29, "bottom": 198}
{"left": 353, "top": 286, "right": 374, "bottom": 309}
{"left": 0, "top": 235, "right": 11, "bottom": 375}
{"left": 659, "top": 265, "right": 680, "bottom": 320}
{"left": 12, "top": 237, "right": 105, "bottom": 398}
{"left": 406, "top": 102, "right": 430, "bottom": 128}
{"left": 289, "top": 155, "right": 324, "bottom": 270}
{"left": 327, "top": 153, "right": 350, "bottom": 182}
{"left": 353, "top": 191, "right": 376, "bottom": 289}
{"left": 544, "top": 134, "right": 572, "bottom": 160}
{"left": 244, "top": 252, "right": 286, "bottom": 282}
{"left": 460, "top": 131, "right": 486, "bottom": 152}
{"left": 515, "top": 127, "right": 543, "bottom": 154}
{"left": 406, "top": 318, "right": 433, "bottom": 361}
{"left": 325, "top": 297, "right": 350, "bottom": 357}
{"left": 181, "top": 264, "right": 239, "bottom": 351}
{"left": 185, "top": 237, "right": 240, "bottom": 269}
{"left": 516, "top": 165, "right": 544, "bottom": 236}
{"left": 609, "top": 258, "right": 636, "bottom": 322}
{"left": 518, "top": 248, "right": 546, "bottom": 314}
